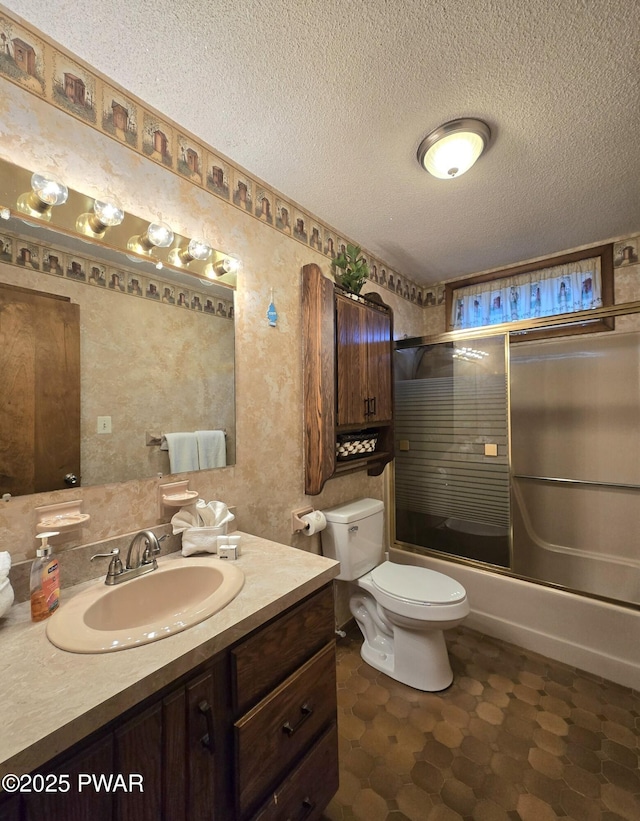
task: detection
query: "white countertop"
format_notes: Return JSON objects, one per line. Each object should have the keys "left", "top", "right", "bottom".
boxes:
{"left": 0, "top": 533, "right": 339, "bottom": 779}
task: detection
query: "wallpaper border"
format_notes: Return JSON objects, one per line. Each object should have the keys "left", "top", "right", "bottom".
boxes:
{"left": 0, "top": 6, "right": 433, "bottom": 309}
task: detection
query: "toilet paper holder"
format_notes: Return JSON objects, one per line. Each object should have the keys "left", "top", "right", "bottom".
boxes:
{"left": 291, "top": 506, "right": 315, "bottom": 534}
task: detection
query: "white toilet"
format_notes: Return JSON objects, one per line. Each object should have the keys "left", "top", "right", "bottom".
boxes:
{"left": 321, "top": 498, "right": 469, "bottom": 691}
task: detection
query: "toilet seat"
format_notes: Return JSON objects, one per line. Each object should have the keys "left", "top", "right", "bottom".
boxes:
{"left": 371, "top": 561, "right": 466, "bottom": 605}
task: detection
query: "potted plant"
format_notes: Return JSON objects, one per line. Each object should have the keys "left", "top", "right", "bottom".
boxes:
{"left": 332, "top": 243, "right": 369, "bottom": 295}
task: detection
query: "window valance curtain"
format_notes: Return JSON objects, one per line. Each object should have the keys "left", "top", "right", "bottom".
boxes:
{"left": 450, "top": 257, "right": 602, "bottom": 330}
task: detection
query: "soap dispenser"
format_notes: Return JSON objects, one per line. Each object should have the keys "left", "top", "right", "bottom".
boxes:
{"left": 30, "top": 531, "right": 61, "bottom": 623}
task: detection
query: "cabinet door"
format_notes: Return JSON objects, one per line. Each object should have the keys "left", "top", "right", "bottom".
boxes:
{"left": 336, "top": 295, "right": 393, "bottom": 427}
{"left": 163, "top": 688, "right": 187, "bottom": 821}
{"left": 0, "top": 795, "right": 20, "bottom": 821}
{"left": 365, "top": 308, "right": 392, "bottom": 422}
{"left": 185, "top": 671, "right": 218, "bottom": 821}
{"left": 114, "top": 703, "right": 163, "bottom": 821}
{"left": 23, "top": 735, "right": 113, "bottom": 821}
{"left": 336, "top": 295, "right": 368, "bottom": 426}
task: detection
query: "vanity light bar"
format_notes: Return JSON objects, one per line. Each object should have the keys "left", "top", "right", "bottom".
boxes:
{"left": 2, "top": 157, "right": 239, "bottom": 287}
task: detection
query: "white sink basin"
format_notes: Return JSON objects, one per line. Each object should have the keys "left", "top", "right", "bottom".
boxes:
{"left": 46, "top": 558, "right": 245, "bottom": 653}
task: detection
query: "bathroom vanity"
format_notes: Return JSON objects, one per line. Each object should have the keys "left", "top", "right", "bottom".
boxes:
{"left": 0, "top": 535, "right": 340, "bottom": 820}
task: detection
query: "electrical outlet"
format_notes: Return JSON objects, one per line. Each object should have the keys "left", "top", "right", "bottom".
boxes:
{"left": 97, "top": 416, "right": 112, "bottom": 434}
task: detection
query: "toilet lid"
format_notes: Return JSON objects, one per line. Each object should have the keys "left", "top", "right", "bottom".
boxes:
{"left": 371, "top": 562, "right": 466, "bottom": 605}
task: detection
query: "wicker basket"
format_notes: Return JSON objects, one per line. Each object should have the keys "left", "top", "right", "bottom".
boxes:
{"left": 336, "top": 431, "right": 379, "bottom": 460}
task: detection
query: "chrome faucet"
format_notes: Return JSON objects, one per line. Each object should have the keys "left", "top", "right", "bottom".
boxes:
{"left": 91, "top": 531, "right": 165, "bottom": 585}
{"left": 126, "top": 529, "right": 162, "bottom": 571}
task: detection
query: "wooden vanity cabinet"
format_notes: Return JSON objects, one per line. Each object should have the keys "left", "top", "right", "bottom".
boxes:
{"left": 303, "top": 262, "right": 394, "bottom": 495}
{"left": 16, "top": 655, "right": 231, "bottom": 821}
{"left": 3, "top": 584, "right": 337, "bottom": 821}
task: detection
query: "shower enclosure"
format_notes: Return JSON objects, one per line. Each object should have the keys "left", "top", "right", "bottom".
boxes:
{"left": 394, "top": 315, "right": 640, "bottom": 609}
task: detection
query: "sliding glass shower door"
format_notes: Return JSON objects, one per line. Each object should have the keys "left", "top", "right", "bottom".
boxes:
{"left": 394, "top": 334, "right": 511, "bottom": 567}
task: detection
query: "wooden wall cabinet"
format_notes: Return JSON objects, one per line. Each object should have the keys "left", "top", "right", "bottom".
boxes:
{"left": 303, "top": 263, "right": 394, "bottom": 495}
{"left": 3, "top": 586, "right": 337, "bottom": 821}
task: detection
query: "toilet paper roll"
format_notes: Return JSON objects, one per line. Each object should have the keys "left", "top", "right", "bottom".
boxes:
{"left": 300, "top": 510, "right": 327, "bottom": 535}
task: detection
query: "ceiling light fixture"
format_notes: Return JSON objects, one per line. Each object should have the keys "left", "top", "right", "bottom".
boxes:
{"left": 168, "top": 238, "right": 212, "bottom": 267}
{"left": 17, "top": 172, "right": 69, "bottom": 220}
{"left": 417, "top": 118, "right": 491, "bottom": 179}
{"left": 76, "top": 197, "right": 124, "bottom": 238}
{"left": 127, "top": 221, "right": 174, "bottom": 255}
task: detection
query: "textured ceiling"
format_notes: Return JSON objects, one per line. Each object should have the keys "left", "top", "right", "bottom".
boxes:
{"left": 5, "top": 0, "right": 640, "bottom": 285}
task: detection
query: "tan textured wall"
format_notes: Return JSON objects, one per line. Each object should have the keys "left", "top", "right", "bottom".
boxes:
{"left": 0, "top": 78, "right": 425, "bottom": 565}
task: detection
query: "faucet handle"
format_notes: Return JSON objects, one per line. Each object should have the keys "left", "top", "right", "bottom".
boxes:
{"left": 90, "top": 548, "right": 123, "bottom": 583}
{"left": 142, "top": 533, "right": 165, "bottom": 564}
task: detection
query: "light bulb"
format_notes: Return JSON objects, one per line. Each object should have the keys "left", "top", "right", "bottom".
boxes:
{"left": 30, "top": 173, "right": 68, "bottom": 206}
{"left": 127, "top": 221, "right": 174, "bottom": 254}
{"left": 186, "top": 238, "right": 212, "bottom": 261}
{"left": 207, "top": 255, "right": 241, "bottom": 278}
{"left": 17, "top": 171, "right": 68, "bottom": 220}
{"left": 93, "top": 198, "right": 124, "bottom": 227}
{"left": 77, "top": 196, "right": 124, "bottom": 237}
{"left": 168, "top": 238, "right": 212, "bottom": 266}
{"left": 146, "top": 222, "right": 174, "bottom": 248}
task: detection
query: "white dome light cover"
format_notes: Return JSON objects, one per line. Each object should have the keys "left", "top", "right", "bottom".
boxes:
{"left": 418, "top": 119, "right": 491, "bottom": 179}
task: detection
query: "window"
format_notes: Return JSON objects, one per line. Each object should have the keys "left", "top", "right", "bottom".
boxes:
{"left": 445, "top": 244, "right": 614, "bottom": 338}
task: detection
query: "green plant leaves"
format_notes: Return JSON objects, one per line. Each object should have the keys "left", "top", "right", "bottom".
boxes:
{"left": 332, "top": 244, "right": 369, "bottom": 294}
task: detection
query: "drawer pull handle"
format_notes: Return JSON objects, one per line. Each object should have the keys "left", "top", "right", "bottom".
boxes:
{"left": 300, "top": 797, "right": 316, "bottom": 818}
{"left": 282, "top": 703, "right": 313, "bottom": 736}
{"left": 198, "top": 699, "right": 215, "bottom": 754}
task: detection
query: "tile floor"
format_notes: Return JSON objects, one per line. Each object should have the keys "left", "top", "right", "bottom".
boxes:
{"left": 322, "top": 625, "right": 640, "bottom": 821}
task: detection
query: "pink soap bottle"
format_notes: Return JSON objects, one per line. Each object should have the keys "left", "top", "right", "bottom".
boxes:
{"left": 30, "top": 531, "right": 61, "bottom": 623}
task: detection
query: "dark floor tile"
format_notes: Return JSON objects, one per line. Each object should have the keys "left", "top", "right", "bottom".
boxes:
{"left": 326, "top": 624, "right": 640, "bottom": 821}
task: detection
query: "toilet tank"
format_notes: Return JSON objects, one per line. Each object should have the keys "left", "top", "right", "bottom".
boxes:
{"left": 321, "top": 498, "right": 385, "bottom": 581}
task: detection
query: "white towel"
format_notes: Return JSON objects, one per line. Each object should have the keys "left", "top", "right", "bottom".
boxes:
{"left": 0, "top": 577, "right": 14, "bottom": 618}
{"left": 164, "top": 432, "right": 200, "bottom": 473}
{"left": 0, "top": 551, "right": 10, "bottom": 581}
{"left": 196, "top": 430, "right": 226, "bottom": 469}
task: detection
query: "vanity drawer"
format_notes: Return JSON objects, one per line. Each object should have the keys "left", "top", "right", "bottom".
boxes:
{"left": 235, "top": 641, "right": 337, "bottom": 817}
{"left": 231, "top": 584, "right": 334, "bottom": 714}
{"left": 251, "top": 723, "right": 339, "bottom": 821}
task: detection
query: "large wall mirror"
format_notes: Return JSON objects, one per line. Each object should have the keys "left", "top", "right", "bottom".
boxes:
{"left": 0, "top": 159, "right": 236, "bottom": 497}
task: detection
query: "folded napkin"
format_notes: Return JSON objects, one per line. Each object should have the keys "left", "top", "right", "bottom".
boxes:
{"left": 0, "top": 552, "right": 14, "bottom": 618}
{"left": 0, "top": 551, "right": 10, "bottom": 581}
{"left": 171, "top": 500, "right": 235, "bottom": 556}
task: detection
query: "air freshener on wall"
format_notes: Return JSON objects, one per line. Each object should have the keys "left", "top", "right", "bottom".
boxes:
{"left": 267, "top": 288, "right": 278, "bottom": 327}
